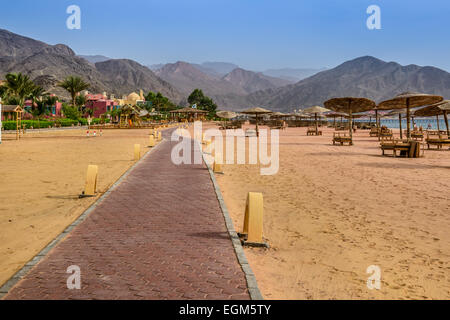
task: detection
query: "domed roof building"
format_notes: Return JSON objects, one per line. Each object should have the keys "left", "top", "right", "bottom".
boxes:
{"left": 127, "top": 92, "right": 141, "bottom": 105}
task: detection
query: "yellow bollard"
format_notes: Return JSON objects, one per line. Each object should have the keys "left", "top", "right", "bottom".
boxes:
{"left": 240, "top": 192, "right": 267, "bottom": 247}
{"left": 134, "top": 144, "right": 141, "bottom": 161}
{"left": 203, "top": 139, "right": 211, "bottom": 152}
{"left": 149, "top": 134, "right": 155, "bottom": 147}
{"left": 158, "top": 131, "right": 162, "bottom": 141}
{"left": 81, "top": 165, "right": 98, "bottom": 197}
{"left": 213, "top": 153, "right": 223, "bottom": 174}
{"left": 202, "top": 133, "right": 206, "bottom": 144}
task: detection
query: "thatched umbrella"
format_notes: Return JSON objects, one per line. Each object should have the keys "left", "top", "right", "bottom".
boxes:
{"left": 324, "top": 97, "right": 376, "bottom": 144}
{"left": 270, "top": 112, "right": 287, "bottom": 119}
{"left": 303, "top": 106, "right": 330, "bottom": 135}
{"left": 378, "top": 92, "right": 443, "bottom": 139}
{"left": 414, "top": 100, "right": 450, "bottom": 136}
{"left": 216, "top": 110, "right": 237, "bottom": 128}
{"left": 241, "top": 107, "right": 272, "bottom": 136}
{"left": 216, "top": 111, "right": 237, "bottom": 119}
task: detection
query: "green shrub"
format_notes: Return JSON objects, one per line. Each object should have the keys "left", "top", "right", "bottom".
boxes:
{"left": 1, "top": 118, "right": 109, "bottom": 130}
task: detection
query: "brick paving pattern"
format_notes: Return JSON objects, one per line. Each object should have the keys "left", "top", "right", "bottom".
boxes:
{"left": 4, "top": 130, "right": 250, "bottom": 300}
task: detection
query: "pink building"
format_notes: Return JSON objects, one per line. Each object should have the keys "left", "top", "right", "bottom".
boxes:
{"left": 85, "top": 94, "right": 119, "bottom": 118}
{"left": 24, "top": 96, "right": 63, "bottom": 117}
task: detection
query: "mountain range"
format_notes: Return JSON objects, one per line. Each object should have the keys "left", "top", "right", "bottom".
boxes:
{"left": 1, "top": 28, "right": 450, "bottom": 113}
{"left": 244, "top": 56, "right": 450, "bottom": 112}
{"left": 0, "top": 29, "right": 182, "bottom": 102}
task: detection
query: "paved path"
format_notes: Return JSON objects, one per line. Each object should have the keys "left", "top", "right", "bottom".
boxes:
{"left": 3, "top": 130, "right": 250, "bottom": 300}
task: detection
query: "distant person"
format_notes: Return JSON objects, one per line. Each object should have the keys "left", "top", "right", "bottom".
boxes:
{"left": 413, "top": 123, "right": 418, "bottom": 131}
{"left": 427, "top": 123, "right": 432, "bottom": 130}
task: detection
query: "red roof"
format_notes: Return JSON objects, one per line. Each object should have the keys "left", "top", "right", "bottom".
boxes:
{"left": 85, "top": 94, "right": 106, "bottom": 101}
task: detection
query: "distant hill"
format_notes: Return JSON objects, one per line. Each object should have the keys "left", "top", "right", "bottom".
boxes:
{"left": 262, "top": 67, "right": 326, "bottom": 82}
{"left": 200, "top": 62, "right": 239, "bottom": 76}
{"left": 0, "top": 29, "right": 182, "bottom": 102}
{"left": 222, "top": 68, "right": 292, "bottom": 93}
{"left": 244, "top": 56, "right": 450, "bottom": 112}
{"left": 155, "top": 61, "right": 293, "bottom": 108}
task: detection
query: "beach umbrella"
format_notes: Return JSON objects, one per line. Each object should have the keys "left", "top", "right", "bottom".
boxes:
{"left": 270, "top": 112, "right": 287, "bottom": 119}
{"left": 216, "top": 111, "right": 237, "bottom": 119}
{"left": 216, "top": 110, "right": 237, "bottom": 128}
{"left": 378, "top": 92, "right": 443, "bottom": 139}
{"left": 303, "top": 106, "right": 330, "bottom": 135}
{"left": 241, "top": 107, "right": 272, "bottom": 136}
{"left": 414, "top": 100, "right": 450, "bottom": 136}
{"left": 324, "top": 97, "right": 376, "bottom": 144}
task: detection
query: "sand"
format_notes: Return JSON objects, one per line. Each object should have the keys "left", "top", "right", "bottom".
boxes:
{"left": 209, "top": 125, "right": 450, "bottom": 299}
{"left": 0, "top": 128, "right": 154, "bottom": 286}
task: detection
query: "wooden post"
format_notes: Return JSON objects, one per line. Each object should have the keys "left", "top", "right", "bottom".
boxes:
{"left": 399, "top": 113, "right": 403, "bottom": 140}
{"left": 134, "top": 144, "right": 141, "bottom": 160}
{"left": 436, "top": 114, "right": 440, "bottom": 132}
{"left": 83, "top": 165, "right": 98, "bottom": 197}
{"left": 443, "top": 111, "right": 449, "bottom": 136}
{"left": 213, "top": 153, "right": 223, "bottom": 174}
{"left": 315, "top": 113, "right": 318, "bottom": 135}
{"left": 406, "top": 98, "right": 411, "bottom": 140}
{"left": 149, "top": 134, "right": 155, "bottom": 147}
{"left": 348, "top": 106, "right": 353, "bottom": 145}
{"left": 242, "top": 192, "right": 265, "bottom": 245}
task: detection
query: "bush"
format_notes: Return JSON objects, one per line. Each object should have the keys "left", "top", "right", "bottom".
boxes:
{"left": 1, "top": 118, "right": 109, "bottom": 130}
{"left": 62, "top": 104, "right": 80, "bottom": 120}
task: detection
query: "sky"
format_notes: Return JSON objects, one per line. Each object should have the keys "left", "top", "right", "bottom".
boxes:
{"left": 1, "top": 0, "right": 449, "bottom": 71}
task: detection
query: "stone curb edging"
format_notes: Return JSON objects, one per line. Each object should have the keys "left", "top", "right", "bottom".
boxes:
{"left": 0, "top": 138, "right": 166, "bottom": 299}
{"left": 198, "top": 140, "right": 264, "bottom": 301}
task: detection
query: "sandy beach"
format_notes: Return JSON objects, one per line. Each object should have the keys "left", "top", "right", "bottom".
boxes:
{"left": 0, "top": 128, "right": 153, "bottom": 286}
{"left": 208, "top": 125, "right": 450, "bottom": 299}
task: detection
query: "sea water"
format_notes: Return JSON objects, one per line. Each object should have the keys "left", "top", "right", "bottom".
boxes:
{"left": 349, "top": 118, "right": 448, "bottom": 130}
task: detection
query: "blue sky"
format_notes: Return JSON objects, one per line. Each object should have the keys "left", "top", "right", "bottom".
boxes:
{"left": 1, "top": 0, "right": 449, "bottom": 71}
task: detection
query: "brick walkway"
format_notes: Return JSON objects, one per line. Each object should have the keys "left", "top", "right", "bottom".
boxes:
{"left": 3, "top": 130, "right": 250, "bottom": 300}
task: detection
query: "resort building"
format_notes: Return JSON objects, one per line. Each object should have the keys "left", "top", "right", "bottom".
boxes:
{"left": 85, "top": 93, "right": 120, "bottom": 118}
{"left": 23, "top": 95, "right": 63, "bottom": 117}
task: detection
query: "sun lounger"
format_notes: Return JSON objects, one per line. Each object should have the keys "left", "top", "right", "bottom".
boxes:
{"left": 380, "top": 138, "right": 423, "bottom": 158}
{"left": 333, "top": 132, "right": 352, "bottom": 145}
{"left": 379, "top": 128, "right": 393, "bottom": 138}
{"left": 426, "top": 133, "right": 450, "bottom": 150}
{"left": 307, "top": 127, "right": 322, "bottom": 136}
{"left": 411, "top": 131, "right": 424, "bottom": 141}
{"left": 369, "top": 127, "right": 380, "bottom": 137}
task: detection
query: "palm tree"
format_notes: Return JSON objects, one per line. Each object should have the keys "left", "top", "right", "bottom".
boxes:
{"left": 57, "top": 76, "right": 90, "bottom": 110}
{"left": 2, "top": 73, "right": 37, "bottom": 106}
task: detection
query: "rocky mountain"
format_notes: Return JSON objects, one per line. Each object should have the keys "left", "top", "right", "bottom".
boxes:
{"left": 155, "top": 61, "right": 292, "bottom": 107}
{"left": 222, "top": 68, "right": 291, "bottom": 93}
{"left": 0, "top": 28, "right": 49, "bottom": 58}
{"left": 155, "top": 61, "right": 242, "bottom": 96}
{"left": 95, "top": 59, "right": 182, "bottom": 100}
{"left": 244, "top": 56, "right": 450, "bottom": 112}
{"left": 0, "top": 29, "right": 182, "bottom": 102}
